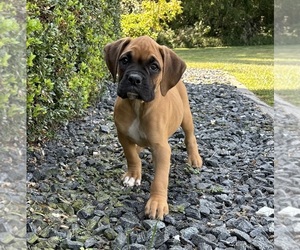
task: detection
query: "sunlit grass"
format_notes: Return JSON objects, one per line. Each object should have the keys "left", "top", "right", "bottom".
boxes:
{"left": 275, "top": 45, "right": 300, "bottom": 106}
{"left": 174, "top": 46, "right": 274, "bottom": 106}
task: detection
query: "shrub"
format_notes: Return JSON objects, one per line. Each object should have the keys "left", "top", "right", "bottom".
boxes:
{"left": 0, "top": 1, "right": 26, "bottom": 143}
{"left": 27, "top": 0, "right": 120, "bottom": 141}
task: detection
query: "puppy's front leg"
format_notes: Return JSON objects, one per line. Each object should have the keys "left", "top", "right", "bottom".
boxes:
{"left": 117, "top": 132, "right": 142, "bottom": 187}
{"left": 145, "top": 142, "right": 171, "bottom": 220}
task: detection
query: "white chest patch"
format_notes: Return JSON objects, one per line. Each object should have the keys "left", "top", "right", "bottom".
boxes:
{"left": 128, "top": 118, "right": 147, "bottom": 144}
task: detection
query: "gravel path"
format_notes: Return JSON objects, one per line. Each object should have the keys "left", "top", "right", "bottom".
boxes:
{"left": 274, "top": 96, "right": 300, "bottom": 249}
{"left": 27, "top": 69, "right": 274, "bottom": 249}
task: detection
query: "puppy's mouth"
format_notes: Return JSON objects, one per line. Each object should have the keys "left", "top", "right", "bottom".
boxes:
{"left": 117, "top": 74, "right": 155, "bottom": 102}
{"left": 127, "top": 92, "right": 139, "bottom": 100}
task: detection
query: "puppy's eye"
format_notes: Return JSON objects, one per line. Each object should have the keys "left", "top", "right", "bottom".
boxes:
{"left": 120, "top": 57, "right": 129, "bottom": 65}
{"left": 150, "top": 63, "right": 159, "bottom": 72}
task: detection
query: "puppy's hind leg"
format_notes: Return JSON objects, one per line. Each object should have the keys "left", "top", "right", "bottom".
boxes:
{"left": 181, "top": 110, "right": 203, "bottom": 168}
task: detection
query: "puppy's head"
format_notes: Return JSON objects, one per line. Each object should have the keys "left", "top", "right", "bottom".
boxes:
{"left": 104, "top": 36, "right": 186, "bottom": 102}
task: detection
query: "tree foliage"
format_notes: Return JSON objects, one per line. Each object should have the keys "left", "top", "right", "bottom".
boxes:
{"left": 121, "top": 0, "right": 274, "bottom": 47}
{"left": 275, "top": 0, "right": 300, "bottom": 44}
{"left": 121, "top": 0, "right": 182, "bottom": 39}
{"left": 168, "top": 0, "right": 274, "bottom": 46}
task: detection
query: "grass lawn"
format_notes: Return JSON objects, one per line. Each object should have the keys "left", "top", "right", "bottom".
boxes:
{"left": 174, "top": 46, "right": 274, "bottom": 106}
{"left": 275, "top": 45, "right": 300, "bottom": 106}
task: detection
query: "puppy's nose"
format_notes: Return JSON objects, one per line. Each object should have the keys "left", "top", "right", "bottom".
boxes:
{"left": 128, "top": 73, "right": 142, "bottom": 86}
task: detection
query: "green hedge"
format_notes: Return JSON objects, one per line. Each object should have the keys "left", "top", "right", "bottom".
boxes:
{"left": 0, "top": 1, "right": 26, "bottom": 143}
{"left": 27, "top": 0, "right": 120, "bottom": 141}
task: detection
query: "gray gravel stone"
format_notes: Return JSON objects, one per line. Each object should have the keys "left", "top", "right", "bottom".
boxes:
{"left": 275, "top": 233, "right": 300, "bottom": 249}
{"left": 185, "top": 206, "right": 201, "bottom": 220}
{"left": 251, "top": 234, "right": 273, "bottom": 250}
{"left": 235, "top": 218, "right": 255, "bottom": 233}
{"left": 61, "top": 239, "right": 84, "bottom": 249}
{"left": 278, "top": 206, "right": 300, "bottom": 217}
{"left": 104, "top": 228, "right": 118, "bottom": 240}
{"left": 143, "top": 219, "right": 166, "bottom": 230}
{"left": 0, "top": 232, "right": 15, "bottom": 244}
{"left": 210, "top": 225, "right": 231, "bottom": 240}
{"left": 84, "top": 237, "right": 98, "bottom": 248}
{"left": 221, "top": 236, "right": 237, "bottom": 246}
{"left": 120, "top": 212, "right": 140, "bottom": 229}
{"left": 235, "top": 240, "right": 248, "bottom": 250}
{"left": 100, "top": 125, "right": 110, "bottom": 133}
{"left": 180, "top": 226, "right": 198, "bottom": 240}
{"left": 164, "top": 214, "right": 176, "bottom": 225}
{"left": 170, "top": 246, "right": 186, "bottom": 250}
{"left": 256, "top": 206, "right": 274, "bottom": 217}
{"left": 196, "top": 242, "right": 213, "bottom": 250}
{"left": 199, "top": 205, "right": 210, "bottom": 216}
{"left": 230, "top": 229, "right": 251, "bottom": 243}
{"left": 129, "top": 243, "right": 147, "bottom": 250}
{"left": 154, "top": 230, "right": 170, "bottom": 248}
{"left": 77, "top": 205, "right": 95, "bottom": 219}
{"left": 191, "top": 234, "right": 218, "bottom": 248}
{"left": 111, "top": 232, "right": 127, "bottom": 249}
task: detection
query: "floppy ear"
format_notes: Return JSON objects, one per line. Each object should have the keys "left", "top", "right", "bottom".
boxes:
{"left": 159, "top": 46, "right": 186, "bottom": 96}
{"left": 104, "top": 38, "right": 131, "bottom": 82}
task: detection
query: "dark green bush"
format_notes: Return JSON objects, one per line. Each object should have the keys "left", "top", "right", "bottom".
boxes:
{"left": 27, "top": 0, "right": 120, "bottom": 141}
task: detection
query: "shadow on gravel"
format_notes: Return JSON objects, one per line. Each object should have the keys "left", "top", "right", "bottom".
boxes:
{"left": 27, "top": 82, "right": 274, "bottom": 249}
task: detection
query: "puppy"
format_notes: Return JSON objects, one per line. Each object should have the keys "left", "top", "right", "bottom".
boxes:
{"left": 104, "top": 36, "right": 202, "bottom": 219}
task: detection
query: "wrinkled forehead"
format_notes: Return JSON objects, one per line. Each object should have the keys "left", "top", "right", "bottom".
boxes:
{"left": 121, "top": 37, "right": 163, "bottom": 63}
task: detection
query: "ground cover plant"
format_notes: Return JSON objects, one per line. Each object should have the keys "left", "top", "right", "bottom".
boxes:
{"left": 175, "top": 45, "right": 274, "bottom": 106}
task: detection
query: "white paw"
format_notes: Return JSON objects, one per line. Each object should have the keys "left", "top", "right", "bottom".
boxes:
{"left": 123, "top": 176, "right": 141, "bottom": 187}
